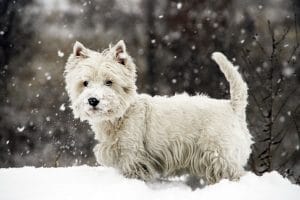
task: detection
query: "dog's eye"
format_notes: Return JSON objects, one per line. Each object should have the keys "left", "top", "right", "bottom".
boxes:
{"left": 83, "top": 81, "right": 88, "bottom": 87}
{"left": 104, "top": 80, "right": 113, "bottom": 86}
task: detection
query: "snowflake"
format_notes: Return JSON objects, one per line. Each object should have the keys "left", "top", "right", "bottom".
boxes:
{"left": 17, "top": 126, "right": 25, "bottom": 132}
{"left": 177, "top": 2, "right": 182, "bottom": 10}
{"left": 59, "top": 103, "right": 66, "bottom": 111}
{"left": 58, "top": 50, "right": 64, "bottom": 58}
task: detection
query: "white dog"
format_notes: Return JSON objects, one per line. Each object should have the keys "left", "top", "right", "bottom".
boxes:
{"left": 64, "top": 40, "right": 252, "bottom": 184}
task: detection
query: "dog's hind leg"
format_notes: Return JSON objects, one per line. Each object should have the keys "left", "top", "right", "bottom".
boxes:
{"left": 192, "top": 149, "right": 244, "bottom": 184}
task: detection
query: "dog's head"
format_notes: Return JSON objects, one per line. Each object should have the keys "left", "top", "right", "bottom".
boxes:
{"left": 64, "top": 40, "right": 137, "bottom": 122}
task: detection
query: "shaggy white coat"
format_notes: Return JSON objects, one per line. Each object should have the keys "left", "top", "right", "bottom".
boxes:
{"left": 64, "top": 40, "right": 253, "bottom": 184}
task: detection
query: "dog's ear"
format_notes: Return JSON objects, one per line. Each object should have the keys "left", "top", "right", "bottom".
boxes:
{"left": 112, "top": 40, "right": 127, "bottom": 65}
{"left": 73, "top": 41, "right": 89, "bottom": 58}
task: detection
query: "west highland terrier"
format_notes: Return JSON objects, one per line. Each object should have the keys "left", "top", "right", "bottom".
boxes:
{"left": 64, "top": 40, "right": 252, "bottom": 184}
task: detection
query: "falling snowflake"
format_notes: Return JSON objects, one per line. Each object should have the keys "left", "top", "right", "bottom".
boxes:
{"left": 256, "top": 67, "right": 262, "bottom": 73}
{"left": 68, "top": 33, "right": 74, "bottom": 39}
{"left": 281, "top": 151, "right": 287, "bottom": 157}
{"left": 45, "top": 72, "right": 52, "bottom": 80}
{"left": 46, "top": 116, "right": 51, "bottom": 122}
{"left": 283, "top": 67, "right": 295, "bottom": 77}
{"left": 213, "top": 23, "right": 218, "bottom": 28}
{"left": 177, "top": 2, "right": 182, "bottom": 10}
{"left": 59, "top": 103, "right": 66, "bottom": 111}
{"left": 58, "top": 50, "right": 64, "bottom": 57}
{"left": 17, "top": 126, "right": 25, "bottom": 132}
{"left": 279, "top": 116, "right": 285, "bottom": 123}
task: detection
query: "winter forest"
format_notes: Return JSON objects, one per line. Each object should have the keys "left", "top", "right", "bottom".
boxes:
{"left": 0, "top": 0, "right": 300, "bottom": 191}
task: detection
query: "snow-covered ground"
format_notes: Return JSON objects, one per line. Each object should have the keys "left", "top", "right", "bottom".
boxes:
{"left": 0, "top": 166, "right": 299, "bottom": 200}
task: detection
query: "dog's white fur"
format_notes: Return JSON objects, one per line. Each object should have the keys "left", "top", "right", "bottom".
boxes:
{"left": 64, "top": 40, "right": 252, "bottom": 184}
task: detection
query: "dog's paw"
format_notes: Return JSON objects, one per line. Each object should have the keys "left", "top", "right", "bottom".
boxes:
{"left": 121, "top": 163, "right": 155, "bottom": 181}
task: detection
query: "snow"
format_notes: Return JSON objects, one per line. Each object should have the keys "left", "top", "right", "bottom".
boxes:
{"left": 17, "top": 126, "right": 25, "bottom": 132}
{"left": 177, "top": 2, "right": 182, "bottom": 10}
{"left": 0, "top": 166, "right": 299, "bottom": 200}
{"left": 46, "top": 116, "right": 51, "bottom": 122}
{"left": 57, "top": 50, "right": 65, "bottom": 57}
{"left": 44, "top": 72, "right": 52, "bottom": 80}
{"left": 59, "top": 103, "right": 66, "bottom": 111}
{"left": 283, "top": 67, "right": 295, "bottom": 77}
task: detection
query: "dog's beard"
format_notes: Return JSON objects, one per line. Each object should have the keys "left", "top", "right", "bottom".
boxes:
{"left": 71, "top": 91, "right": 124, "bottom": 122}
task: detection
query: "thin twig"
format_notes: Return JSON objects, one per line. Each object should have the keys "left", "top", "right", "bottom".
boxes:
{"left": 249, "top": 91, "right": 266, "bottom": 120}
{"left": 241, "top": 48, "right": 264, "bottom": 86}
{"left": 273, "top": 87, "right": 297, "bottom": 122}
{"left": 55, "top": 150, "right": 62, "bottom": 167}
{"left": 274, "top": 24, "right": 291, "bottom": 46}
{"left": 291, "top": 104, "right": 300, "bottom": 139}
{"left": 288, "top": 7, "right": 300, "bottom": 64}
{"left": 253, "top": 35, "right": 268, "bottom": 56}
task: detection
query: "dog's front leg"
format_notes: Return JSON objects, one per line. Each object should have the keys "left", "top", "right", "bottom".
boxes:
{"left": 118, "top": 156, "right": 156, "bottom": 181}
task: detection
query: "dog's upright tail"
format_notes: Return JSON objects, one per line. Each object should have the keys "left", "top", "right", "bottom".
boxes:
{"left": 211, "top": 52, "right": 248, "bottom": 117}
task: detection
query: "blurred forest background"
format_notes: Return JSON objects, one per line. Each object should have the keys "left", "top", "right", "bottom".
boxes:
{"left": 0, "top": 0, "right": 300, "bottom": 183}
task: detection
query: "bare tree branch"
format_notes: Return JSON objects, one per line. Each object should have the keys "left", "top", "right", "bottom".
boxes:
{"left": 241, "top": 48, "right": 264, "bottom": 84}
{"left": 274, "top": 24, "right": 291, "bottom": 46}
{"left": 253, "top": 34, "right": 268, "bottom": 56}
{"left": 273, "top": 87, "right": 298, "bottom": 122}
{"left": 288, "top": 7, "right": 300, "bottom": 64}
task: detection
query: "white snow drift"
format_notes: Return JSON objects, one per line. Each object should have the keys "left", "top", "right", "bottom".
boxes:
{"left": 0, "top": 166, "right": 299, "bottom": 200}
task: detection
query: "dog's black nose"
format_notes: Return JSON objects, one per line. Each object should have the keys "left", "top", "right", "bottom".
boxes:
{"left": 88, "top": 97, "right": 99, "bottom": 107}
